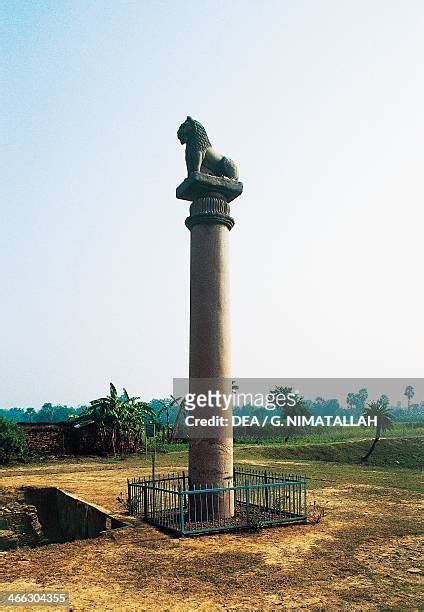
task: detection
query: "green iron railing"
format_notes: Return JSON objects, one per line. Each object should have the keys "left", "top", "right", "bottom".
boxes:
{"left": 127, "top": 467, "right": 307, "bottom": 536}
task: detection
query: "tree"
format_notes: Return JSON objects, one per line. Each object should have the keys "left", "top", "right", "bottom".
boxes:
{"left": 0, "top": 417, "right": 27, "bottom": 464}
{"left": 75, "top": 383, "right": 156, "bottom": 456}
{"left": 1, "top": 408, "right": 26, "bottom": 422}
{"left": 346, "top": 392, "right": 356, "bottom": 412}
{"left": 404, "top": 385, "right": 415, "bottom": 411}
{"left": 360, "top": 396, "right": 394, "bottom": 463}
{"left": 118, "top": 388, "right": 155, "bottom": 455}
{"left": 169, "top": 396, "right": 187, "bottom": 441}
{"left": 38, "top": 403, "right": 55, "bottom": 422}
{"left": 380, "top": 394, "right": 390, "bottom": 406}
{"left": 311, "top": 397, "right": 341, "bottom": 417}
{"left": 269, "top": 386, "right": 311, "bottom": 442}
{"left": 346, "top": 389, "right": 368, "bottom": 417}
{"left": 357, "top": 388, "right": 368, "bottom": 411}
{"left": 25, "top": 407, "right": 36, "bottom": 423}
{"left": 155, "top": 396, "right": 181, "bottom": 443}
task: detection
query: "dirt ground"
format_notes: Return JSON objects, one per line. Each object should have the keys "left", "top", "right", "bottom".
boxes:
{"left": 0, "top": 452, "right": 423, "bottom": 611}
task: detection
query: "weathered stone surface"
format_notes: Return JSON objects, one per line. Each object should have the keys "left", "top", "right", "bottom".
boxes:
{"left": 187, "top": 220, "right": 234, "bottom": 515}
{"left": 176, "top": 171, "right": 243, "bottom": 203}
{"left": 189, "top": 223, "right": 231, "bottom": 380}
{"left": 17, "top": 422, "right": 102, "bottom": 456}
{"left": 185, "top": 193, "right": 234, "bottom": 231}
{"left": 23, "top": 487, "right": 127, "bottom": 543}
{"left": 17, "top": 422, "right": 76, "bottom": 455}
{"left": 189, "top": 194, "right": 231, "bottom": 216}
{"left": 177, "top": 121, "right": 243, "bottom": 518}
{"left": 177, "top": 117, "right": 240, "bottom": 180}
{"left": 0, "top": 502, "right": 43, "bottom": 548}
{"left": 0, "top": 529, "right": 18, "bottom": 551}
{"left": 181, "top": 185, "right": 235, "bottom": 516}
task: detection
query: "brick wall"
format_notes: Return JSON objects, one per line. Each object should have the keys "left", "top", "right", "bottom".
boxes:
{"left": 18, "top": 422, "right": 88, "bottom": 455}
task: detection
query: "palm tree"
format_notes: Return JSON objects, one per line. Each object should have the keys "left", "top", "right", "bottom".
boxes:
{"left": 269, "top": 386, "right": 311, "bottom": 442}
{"left": 360, "top": 396, "right": 394, "bottom": 462}
{"left": 156, "top": 396, "right": 181, "bottom": 443}
{"left": 404, "top": 385, "right": 415, "bottom": 411}
{"left": 169, "top": 396, "right": 187, "bottom": 442}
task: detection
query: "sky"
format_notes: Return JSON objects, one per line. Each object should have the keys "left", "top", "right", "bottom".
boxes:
{"left": 1, "top": 0, "right": 423, "bottom": 408}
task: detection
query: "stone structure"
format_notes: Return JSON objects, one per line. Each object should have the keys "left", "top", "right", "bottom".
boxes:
{"left": 17, "top": 422, "right": 99, "bottom": 456}
{"left": 0, "top": 501, "right": 43, "bottom": 549}
{"left": 177, "top": 118, "right": 243, "bottom": 518}
{"left": 17, "top": 422, "right": 74, "bottom": 455}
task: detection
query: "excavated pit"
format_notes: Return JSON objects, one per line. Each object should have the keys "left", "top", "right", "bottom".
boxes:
{"left": 0, "top": 487, "right": 128, "bottom": 550}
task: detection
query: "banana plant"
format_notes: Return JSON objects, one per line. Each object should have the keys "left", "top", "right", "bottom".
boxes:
{"left": 75, "top": 383, "right": 157, "bottom": 456}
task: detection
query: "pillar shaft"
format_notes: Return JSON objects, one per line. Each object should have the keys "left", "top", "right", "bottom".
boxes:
{"left": 188, "top": 220, "right": 233, "bottom": 490}
{"left": 189, "top": 222, "right": 230, "bottom": 380}
{"left": 176, "top": 172, "right": 243, "bottom": 520}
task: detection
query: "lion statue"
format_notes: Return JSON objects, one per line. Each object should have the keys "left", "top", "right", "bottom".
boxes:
{"left": 177, "top": 116, "right": 239, "bottom": 180}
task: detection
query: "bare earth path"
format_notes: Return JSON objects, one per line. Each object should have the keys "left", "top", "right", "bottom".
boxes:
{"left": 0, "top": 451, "right": 423, "bottom": 611}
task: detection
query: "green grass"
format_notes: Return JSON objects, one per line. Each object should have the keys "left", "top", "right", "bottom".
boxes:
{"left": 159, "top": 423, "right": 423, "bottom": 452}
{"left": 233, "top": 454, "right": 423, "bottom": 493}
{"left": 2, "top": 439, "right": 421, "bottom": 494}
{"left": 234, "top": 422, "right": 424, "bottom": 445}
{"left": 145, "top": 441, "right": 424, "bottom": 493}
{"left": 234, "top": 436, "right": 423, "bottom": 470}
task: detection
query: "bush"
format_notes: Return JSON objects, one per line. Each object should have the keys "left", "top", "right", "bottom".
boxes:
{"left": 0, "top": 417, "right": 27, "bottom": 464}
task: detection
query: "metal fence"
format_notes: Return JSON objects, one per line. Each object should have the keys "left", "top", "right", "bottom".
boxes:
{"left": 127, "top": 466, "right": 307, "bottom": 536}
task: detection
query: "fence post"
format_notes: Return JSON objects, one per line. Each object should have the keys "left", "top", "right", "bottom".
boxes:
{"left": 143, "top": 481, "right": 148, "bottom": 520}
{"left": 127, "top": 479, "right": 131, "bottom": 513}
{"left": 151, "top": 453, "right": 155, "bottom": 482}
{"left": 264, "top": 470, "right": 269, "bottom": 513}
{"left": 178, "top": 485, "right": 185, "bottom": 535}
{"left": 245, "top": 480, "right": 250, "bottom": 526}
{"left": 303, "top": 480, "right": 307, "bottom": 519}
{"left": 182, "top": 470, "right": 187, "bottom": 509}
{"left": 152, "top": 478, "right": 156, "bottom": 521}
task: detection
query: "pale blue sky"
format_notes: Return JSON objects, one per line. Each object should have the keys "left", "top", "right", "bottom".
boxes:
{"left": 1, "top": 1, "right": 423, "bottom": 407}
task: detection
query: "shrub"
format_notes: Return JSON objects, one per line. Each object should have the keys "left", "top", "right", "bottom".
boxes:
{"left": 0, "top": 417, "right": 27, "bottom": 464}
{"left": 308, "top": 501, "right": 326, "bottom": 524}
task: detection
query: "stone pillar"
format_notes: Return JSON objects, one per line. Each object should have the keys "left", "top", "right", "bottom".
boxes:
{"left": 177, "top": 172, "right": 243, "bottom": 518}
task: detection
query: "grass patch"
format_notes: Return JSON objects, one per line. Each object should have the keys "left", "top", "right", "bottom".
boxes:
{"left": 234, "top": 422, "right": 424, "bottom": 445}
{"left": 233, "top": 455, "right": 422, "bottom": 494}
{"left": 234, "top": 437, "right": 423, "bottom": 470}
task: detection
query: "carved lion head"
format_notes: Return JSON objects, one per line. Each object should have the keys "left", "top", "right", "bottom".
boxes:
{"left": 177, "top": 116, "right": 211, "bottom": 151}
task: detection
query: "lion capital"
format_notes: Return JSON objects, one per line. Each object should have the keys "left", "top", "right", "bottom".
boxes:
{"left": 177, "top": 116, "right": 239, "bottom": 181}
